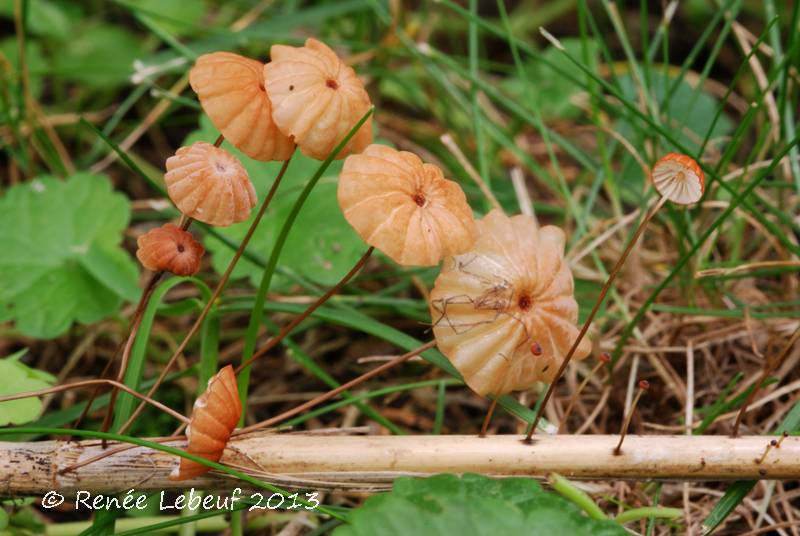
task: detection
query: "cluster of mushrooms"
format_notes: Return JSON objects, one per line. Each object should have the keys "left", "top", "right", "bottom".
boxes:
{"left": 134, "top": 38, "right": 705, "bottom": 479}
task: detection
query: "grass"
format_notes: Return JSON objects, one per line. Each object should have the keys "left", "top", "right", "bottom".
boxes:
{"left": 1, "top": 0, "right": 800, "bottom": 534}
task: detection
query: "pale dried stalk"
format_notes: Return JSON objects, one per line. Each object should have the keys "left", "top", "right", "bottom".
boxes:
{"left": 2, "top": 434, "right": 799, "bottom": 496}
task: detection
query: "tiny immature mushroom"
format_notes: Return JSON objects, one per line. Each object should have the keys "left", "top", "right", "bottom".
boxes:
{"left": 264, "top": 38, "right": 372, "bottom": 160}
{"left": 165, "top": 141, "right": 256, "bottom": 227}
{"left": 429, "top": 209, "right": 591, "bottom": 398}
{"left": 337, "top": 144, "right": 477, "bottom": 266}
{"left": 651, "top": 153, "right": 705, "bottom": 205}
{"left": 136, "top": 223, "right": 205, "bottom": 276}
{"left": 170, "top": 365, "right": 242, "bottom": 481}
{"left": 189, "top": 52, "right": 294, "bottom": 162}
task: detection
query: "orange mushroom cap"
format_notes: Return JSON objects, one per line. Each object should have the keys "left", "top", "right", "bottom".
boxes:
{"left": 429, "top": 210, "right": 591, "bottom": 397}
{"left": 337, "top": 144, "right": 477, "bottom": 266}
{"left": 264, "top": 38, "right": 372, "bottom": 160}
{"left": 189, "top": 52, "right": 294, "bottom": 162}
{"left": 651, "top": 153, "right": 705, "bottom": 205}
{"left": 165, "top": 142, "right": 257, "bottom": 227}
{"left": 136, "top": 223, "right": 204, "bottom": 276}
{"left": 170, "top": 365, "right": 242, "bottom": 481}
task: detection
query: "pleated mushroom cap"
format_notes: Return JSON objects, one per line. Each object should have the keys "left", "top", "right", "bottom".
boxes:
{"left": 264, "top": 38, "right": 372, "bottom": 160}
{"left": 136, "top": 223, "right": 204, "bottom": 276}
{"left": 190, "top": 52, "right": 294, "bottom": 161}
{"left": 165, "top": 142, "right": 257, "bottom": 227}
{"left": 337, "top": 144, "right": 477, "bottom": 266}
{"left": 429, "top": 210, "right": 591, "bottom": 397}
{"left": 651, "top": 153, "right": 704, "bottom": 205}
{"left": 170, "top": 365, "right": 242, "bottom": 481}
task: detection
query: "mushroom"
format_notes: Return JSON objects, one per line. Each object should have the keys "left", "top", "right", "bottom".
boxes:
{"left": 169, "top": 365, "right": 242, "bottom": 481}
{"left": 337, "top": 144, "right": 477, "bottom": 266}
{"left": 164, "top": 142, "right": 257, "bottom": 227}
{"left": 651, "top": 152, "right": 705, "bottom": 205}
{"left": 136, "top": 223, "right": 204, "bottom": 276}
{"left": 189, "top": 52, "right": 294, "bottom": 162}
{"left": 264, "top": 38, "right": 372, "bottom": 160}
{"left": 429, "top": 210, "right": 591, "bottom": 397}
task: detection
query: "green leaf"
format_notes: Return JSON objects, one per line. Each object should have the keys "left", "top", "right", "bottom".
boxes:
{"left": 501, "top": 38, "right": 598, "bottom": 120}
{"left": 0, "top": 349, "right": 56, "bottom": 426}
{"left": 185, "top": 117, "right": 367, "bottom": 289}
{"left": 134, "top": 0, "right": 207, "bottom": 36}
{"left": 0, "top": 37, "right": 48, "bottom": 100}
{"left": 0, "top": 0, "right": 71, "bottom": 39}
{"left": 53, "top": 25, "right": 146, "bottom": 89}
{"left": 0, "top": 173, "right": 139, "bottom": 338}
{"left": 335, "top": 474, "right": 627, "bottom": 536}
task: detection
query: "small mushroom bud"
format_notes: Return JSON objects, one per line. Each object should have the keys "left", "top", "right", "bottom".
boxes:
{"left": 264, "top": 38, "right": 372, "bottom": 160}
{"left": 136, "top": 224, "right": 204, "bottom": 276}
{"left": 164, "top": 142, "right": 256, "bottom": 227}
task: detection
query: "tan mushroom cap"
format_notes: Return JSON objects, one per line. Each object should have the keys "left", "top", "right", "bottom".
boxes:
{"left": 429, "top": 210, "right": 591, "bottom": 397}
{"left": 165, "top": 142, "right": 257, "bottom": 227}
{"left": 651, "top": 153, "right": 705, "bottom": 205}
{"left": 264, "top": 38, "right": 372, "bottom": 160}
{"left": 136, "top": 223, "right": 205, "bottom": 276}
{"left": 190, "top": 52, "right": 294, "bottom": 162}
{"left": 338, "top": 144, "right": 477, "bottom": 266}
{"left": 169, "top": 365, "right": 242, "bottom": 481}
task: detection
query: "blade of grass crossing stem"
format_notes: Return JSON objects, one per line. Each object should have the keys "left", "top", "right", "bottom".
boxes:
{"left": 112, "top": 277, "right": 211, "bottom": 431}
{"left": 468, "top": 0, "right": 489, "bottom": 206}
{"left": 0, "top": 428, "right": 343, "bottom": 520}
{"left": 282, "top": 379, "right": 462, "bottom": 429}
{"left": 702, "top": 402, "right": 800, "bottom": 534}
{"left": 496, "top": 0, "right": 587, "bottom": 234}
{"left": 237, "top": 107, "right": 374, "bottom": 421}
{"left": 765, "top": 0, "right": 800, "bottom": 193}
{"left": 433, "top": 380, "right": 447, "bottom": 434}
{"left": 263, "top": 318, "right": 403, "bottom": 434}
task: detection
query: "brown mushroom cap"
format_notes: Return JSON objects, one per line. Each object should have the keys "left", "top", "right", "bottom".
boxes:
{"left": 136, "top": 224, "right": 204, "bottom": 276}
{"left": 651, "top": 153, "right": 705, "bottom": 205}
{"left": 190, "top": 52, "right": 294, "bottom": 162}
{"left": 429, "top": 210, "right": 591, "bottom": 397}
{"left": 164, "top": 142, "right": 256, "bottom": 227}
{"left": 169, "top": 365, "right": 242, "bottom": 481}
{"left": 264, "top": 38, "right": 372, "bottom": 160}
{"left": 337, "top": 144, "right": 477, "bottom": 266}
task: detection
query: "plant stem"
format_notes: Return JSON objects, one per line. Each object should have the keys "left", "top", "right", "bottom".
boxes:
{"left": 548, "top": 473, "right": 607, "bottom": 520}
{"left": 479, "top": 398, "right": 498, "bottom": 438}
{"left": 118, "top": 152, "right": 295, "bottom": 435}
{"left": 525, "top": 195, "right": 667, "bottom": 442}
{"left": 614, "top": 381, "right": 649, "bottom": 455}
{"left": 0, "top": 379, "right": 188, "bottom": 424}
{"left": 616, "top": 507, "right": 682, "bottom": 525}
{"left": 235, "top": 247, "right": 375, "bottom": 374}
{"left": 236, "top": 340, "right": 436, "bottom": 434}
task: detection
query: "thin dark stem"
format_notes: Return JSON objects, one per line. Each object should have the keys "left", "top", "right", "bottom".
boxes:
{"left": 237, "top": 341, "right": 436, "bottom": 434}
{"left": 614, "top": 382, "right": 648, "bottom": 455}
{"left": 235, "top": 246, "right": 375, "bottom": 374}
{"left": 732, "top": 324, "right": 800, "bottom": 437}
{"left": 213, "top": 134, "right": 225, "bottom": 147}
{"left": 0, "top": 379, "right": 188, "bottom": 424}
{"left": 118, "top": 151, "right": 295, "bottom": 435}
{"left": 525, "top": 195, "right": 666, "bottom": 443}
{"left": 479, "top": 398, "right": 498, "bottom": 438}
